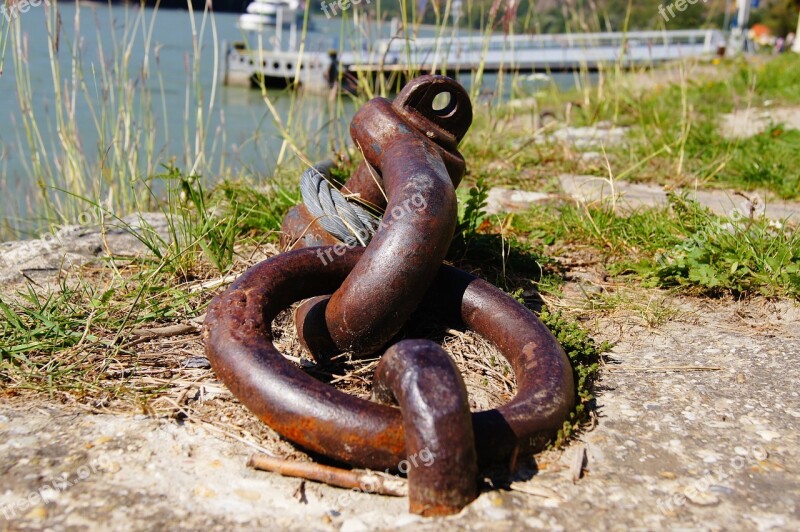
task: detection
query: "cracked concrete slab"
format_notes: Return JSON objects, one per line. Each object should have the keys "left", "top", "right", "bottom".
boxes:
{"left": 720, "top": 106, "right": 800, "bottom": 139}
{"left": 559, "top": 174, "right": 800, "bottom": 220}
{"left": 484, "top": 176, "right": 800, "bottom": 219}
{"left": 0, "top": 213, "right": 171, "bottom": 285}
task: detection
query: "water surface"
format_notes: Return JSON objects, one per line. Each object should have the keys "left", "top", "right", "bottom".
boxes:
{"left": 0, "top": 3, "right": 588, "bottom": 236}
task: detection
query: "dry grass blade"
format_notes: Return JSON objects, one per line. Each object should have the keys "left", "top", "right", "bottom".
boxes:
{"left": 607, "top": 366, "right": 723, "bottom": 372}
{"left": 131, "top": 324, "right": 199, "bottom": 338}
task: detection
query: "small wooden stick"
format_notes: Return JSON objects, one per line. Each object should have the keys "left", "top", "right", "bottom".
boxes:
{"left": 247, "top": 454, "right": 408, "bottom": 497}
{"left": 131, "top": 324, "right": 198, "bottom": 338}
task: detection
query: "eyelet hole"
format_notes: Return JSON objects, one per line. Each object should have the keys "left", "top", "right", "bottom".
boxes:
{"left": 431, "top": 91, "right": 457, "bottom": 117}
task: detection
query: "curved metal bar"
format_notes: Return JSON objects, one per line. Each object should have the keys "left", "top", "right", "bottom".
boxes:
{"left": 281, "top": 75, "right": 471, "bottom": 251}
{"left": 203, "top": 246, "right": 575, "bottom": 471}
{"left": 319, "top": 135, "right": 457, "bottom": 355}
{"left": 373, "top": 339, "right": 478, "bottom": 516}
{"left": 292, "top": 76, "right": 473, "bottom": 357}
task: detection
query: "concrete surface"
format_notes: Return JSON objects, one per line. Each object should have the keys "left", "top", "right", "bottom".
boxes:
{"left": 559, "top": 174, "right": 800, "bottom": 220}
{"left": 1, "top": 295, "right": 798, "bottom": 531}
{"left": 483, "top": 176, "right": 800, "bottom": 220}
{"left": 486, "top": 188, "right": 553, "bottom": 215}
{"left": 720, "top": 106, "right": 800, "bottom": 139}
{"left": 0, "top": 213, "right": 171, "bottom": 285}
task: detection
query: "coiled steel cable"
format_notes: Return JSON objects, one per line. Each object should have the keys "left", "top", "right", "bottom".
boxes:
{"left": 300, "top": 162, "right": 378, "bottom": 245}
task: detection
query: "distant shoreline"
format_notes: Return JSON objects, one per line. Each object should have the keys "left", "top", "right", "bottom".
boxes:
{"left": 67, "top": 0, "right": 248, "bottom": 14}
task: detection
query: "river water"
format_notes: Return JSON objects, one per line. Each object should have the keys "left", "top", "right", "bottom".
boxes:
{"left": 0, "top": 3, "right": 587, "bottom": 235}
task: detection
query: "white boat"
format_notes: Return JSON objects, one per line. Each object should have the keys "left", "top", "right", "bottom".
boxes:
{"left": 246, "top": 2, "right": 280, "bottom": 15}
{"left": 237, "top": 0, "right": 303, "bottom": 30}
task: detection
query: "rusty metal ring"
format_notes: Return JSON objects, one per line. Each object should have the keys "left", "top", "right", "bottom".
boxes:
{"left": 372, "top": 339, "right": 478, "bottom": 516}
{"left": 203, "top": 246, "right": 575, "bottom": 472}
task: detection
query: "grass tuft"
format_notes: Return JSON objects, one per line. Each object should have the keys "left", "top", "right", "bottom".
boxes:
{"left": 540, "top": 309, "right": 609, "bottom": 447}
{"left": 514, "top": 193, "right": 800, "bottom": 299}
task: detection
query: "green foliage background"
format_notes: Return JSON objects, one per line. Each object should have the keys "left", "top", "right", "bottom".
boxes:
{"left": 375, "top": 0, "right": 798, "bottom": 35}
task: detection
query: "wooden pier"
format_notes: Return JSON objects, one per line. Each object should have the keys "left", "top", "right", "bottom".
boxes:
{"left": 224, "top": 29, "right": 726, "bottom": 92}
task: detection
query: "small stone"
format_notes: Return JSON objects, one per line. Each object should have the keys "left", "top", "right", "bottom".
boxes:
{"left": 485, "top": 187, "right": 553, "bottom": 215}
{"left": 392, "top": 515, "right": 422, "bottom": 527}
{"left": 24, "top": 506, "right": 48, "bottom": 520}
{"left": 103, "top": 461, "right": 122, "bottom": 474}
{"left": 734, "top": 446, "right": 748, "bottom": 456}
{"left": 489, "top": 493, "right": 504, "bottom": 506}
{"left": 234, "top": 488, "right": 261, "bottom": 501}
{"left": 756, "top": 430, "right": 780, "bottom": 442}
{"left": 86, "top": 435, "right": 113, "bottom": 449}
{"left": 658, "top": 471, "right": 677, "bottom": 479}
{"left": 183, "top": 356, "right": 211, "bottom": 369}
{"left": 570, "top": 445, "right": 587, "bottom": 482}
{"left": 483, "top": 506, "right": 512, "bottom": 520}
{"left": 710, "top": 485, "right": 735, "bottom": 495}
{"left": 192, "top": 485, "right": 216, "bottom": 498}
{"left": 340, "top": 518, "right": 369, "bottom": 532}
{"left": 525, "top": 517, "right": 547, "bottom": 528}
{"left": 699, "top": 450, "right": 721, "bottom": 464}
{"left": 752, "top": 447, "right": 769, "bottom": 461}
{"left": 684, "top": 490, "right": 720, "bottom": 506}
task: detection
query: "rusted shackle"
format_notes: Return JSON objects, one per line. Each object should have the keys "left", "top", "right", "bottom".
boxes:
{"left": 281, "top": 75, "right": 472, "bottom": 249}
{"left": 204, "top": 247, "right": 575, "bottom": 515}
{"left": 283, "top": 76, "right": 472, "bottom": 358}
{"left": 204, "top": 76, "right": 575, "bottom": 517}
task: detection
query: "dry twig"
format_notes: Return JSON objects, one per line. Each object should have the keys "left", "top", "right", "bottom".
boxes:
{"left": 248, "top": 454, "right": 407, "bottom": 497}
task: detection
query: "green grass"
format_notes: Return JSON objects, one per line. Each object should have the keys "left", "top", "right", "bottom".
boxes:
{"left": 456, "top": 54, "right": 800, "bottom": 200}
{"left": 0, "top": 265, "right": 208, "bottom": 396}
{"left": 588, "top": 55, "right": 800, "bottom": 198}
{"left": 541, "top": 308, "right": 608, "bottom": 447}
{"left": 0, "top": 164, "right": 297, "bottom": 398}
{"left": 449, "top": 176, "right": 564, "bottom": 294}
{"left": 513, "top": 193, "right": 800, "bottom": 299}
{"left": 722, "top": 126, "right": 800, "bottom": 198}
{"left": 459, "top": 109, "right": 577, "bottom": 190}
